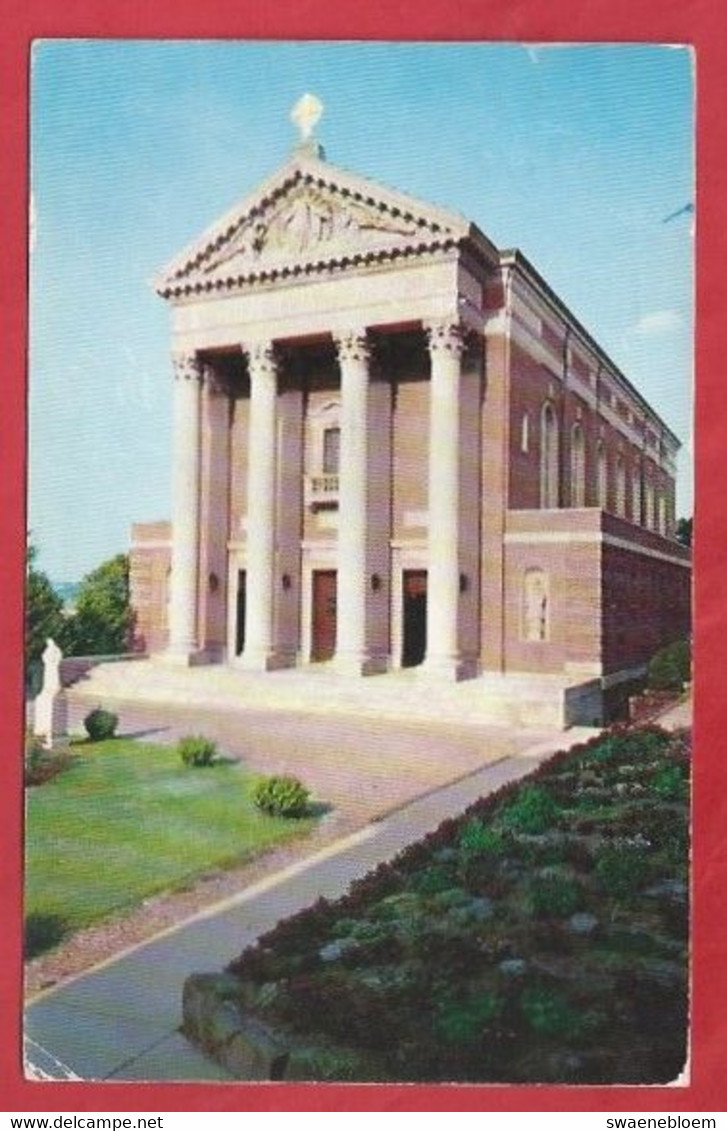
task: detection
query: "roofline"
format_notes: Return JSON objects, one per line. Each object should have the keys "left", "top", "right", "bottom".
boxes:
{"left": 154, "top": 151, "right": 472, "bottom": 292}
{"left": 499, "top": 248, "right": 681, "bottom": 449}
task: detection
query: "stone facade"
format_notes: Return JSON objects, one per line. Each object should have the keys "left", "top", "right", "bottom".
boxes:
{"left": 129, "top": 141, "right": 690, "bottom": 700}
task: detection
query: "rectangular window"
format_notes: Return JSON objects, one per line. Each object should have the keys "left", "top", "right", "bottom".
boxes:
{"left": 322, "top": 426, "right": 341, "bottom": 474}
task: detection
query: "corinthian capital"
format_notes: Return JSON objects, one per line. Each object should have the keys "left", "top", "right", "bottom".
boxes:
{"left": 335, "top": 329, "right": 370, "bottom": 366}
{"left": 425, "top": 319, "right": 465, "bottom": 357}
{"left": 244, "top": 340, "right": 278, "bottom": 379}
{"left": 172, "top": 351, "right": 203, "bottom": 382}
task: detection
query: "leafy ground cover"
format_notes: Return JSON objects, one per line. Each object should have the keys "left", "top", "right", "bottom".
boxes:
{"left": 25, "top": 738, "right": 315, "bottom": 958}
{"left": 226, "top": 726, "right": 689, "bottom": 1084}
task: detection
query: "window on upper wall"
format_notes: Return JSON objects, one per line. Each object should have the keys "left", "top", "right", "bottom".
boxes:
{"left": 632, "top": 464, "right": 642, "bottom": 524}
{"left": 322, "top": 425, "right": 341, "bottom": 475}
{"left": 657, "top": 493, "right": 667, "bottom": 536}
{"left": 540, "top": 402, "right": 559, "bottom": 508}
{"left": 570, "top": 423, "right": 586, "bottom": 507}
{"left": 597, "top": 442, "right": 608, "bottom": 509}
{"left": 644, "top": 481, "right": 655, "bottom": 530}
{"left": 616, "top": 455, "right": 627, "bottom": 518}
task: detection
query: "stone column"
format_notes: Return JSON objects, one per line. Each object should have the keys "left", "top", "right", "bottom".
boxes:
{"left": 240, "top": 341, "right": 278, "bottom": 670}
{"left": 334, "top": 329, "right": 371, "bottom": 674}
{"left": 423, "top": 319, "right": 464, "bottom": 678}
{"left": 167, "top": 351, "right": 203, "bottom": 661}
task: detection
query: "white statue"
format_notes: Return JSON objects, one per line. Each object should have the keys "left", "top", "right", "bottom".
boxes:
{"left": 33, "top": 638, "right": 67, "bottom": 748}
{"left": 41, "top": 637, "right": 63, "bottom": 695}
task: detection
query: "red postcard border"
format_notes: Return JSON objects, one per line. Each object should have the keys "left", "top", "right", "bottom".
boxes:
{"left": 2, "top": 0, "right": 724, "bottom": 1113}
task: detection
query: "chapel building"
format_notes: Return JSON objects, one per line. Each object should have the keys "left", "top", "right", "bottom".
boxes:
{"left": 129, "top": 110, "right": 691, "bottom": 723}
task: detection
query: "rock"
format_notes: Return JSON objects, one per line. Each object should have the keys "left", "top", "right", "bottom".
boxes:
{"left": 499, "top": 958, "right": 528, "bottom": 978}
{"left": 465, "top": 896, "right": 494, "bottom": 922}
{"left": 433, "top": 847, "right": 457, "bottom": 864}
{"left": 208, "top": 1001, "right": 242, "bottom": 1047}
{"left": 645, "top": 879, "right": 688, "bottom": 904}
{"left": 567, "top": 912, "right": 599, "bottom": 935}
{"left": 182, "top": 972, "right": 240, "bottom": 1037}
{"left": 221, "top": 1014, "right": 289, "bottom": 1080}
{"left": 182, "top": 972, "right": 289, "bottom": 1080}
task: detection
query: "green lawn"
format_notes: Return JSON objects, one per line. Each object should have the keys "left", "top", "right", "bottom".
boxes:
{"left": 25, "top": 738, "right": 315, "bottom": 953}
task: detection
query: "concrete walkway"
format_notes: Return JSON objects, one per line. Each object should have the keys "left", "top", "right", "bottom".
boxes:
{"left": 24, "top": 728, "right": 592, "bottom": 1082}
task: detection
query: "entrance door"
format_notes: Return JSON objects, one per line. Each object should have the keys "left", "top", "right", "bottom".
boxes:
{"left": 235, "top": 570, "right": 247, "bottom": 656}
{"left": 311, "top": 570, "right": 337, "bottom": 661}
{"left": 402, "top": 569, "right": 427, "bottom": 667}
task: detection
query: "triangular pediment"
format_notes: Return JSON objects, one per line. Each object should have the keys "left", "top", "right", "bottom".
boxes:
{"left": 155, "top": 154, "right": 473, "bottom": 298}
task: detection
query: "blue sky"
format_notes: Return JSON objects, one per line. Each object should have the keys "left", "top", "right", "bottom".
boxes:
{"left": 29, "top": 40, "right": 694, "bottom": 582}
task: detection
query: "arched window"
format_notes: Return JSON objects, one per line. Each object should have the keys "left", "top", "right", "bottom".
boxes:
{"left": 521, "top": 412, "right": 530, "bottom": 454}
{"left": 616, "top": 455, "right": 626, "bottom": 517}
{"left": 632, "top": 462, "right": 642, "bottom": 524}
{"left": 570, "top": 422, "right": 586, "bottom": 507}
{"left": 597, "top": 442, "right": 608, "bottom": 509}
{"left": 644, "top": 480, "right": 655, "bottom": 530}
{"left": 540, "top": 402, "right": 559, "bottom": 508}
{"left": 657, "top": 493, "right": 667, "bottom": 536}
{"left": 523, "top": 568, "right": 549, "bottom": 642}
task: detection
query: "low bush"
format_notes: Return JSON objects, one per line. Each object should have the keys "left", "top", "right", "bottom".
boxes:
{"left": 499, "top": 785, "right": 559, "bottom": 834}
{"left": 178, "top": 734, "right": 218, "bottom": 767}
{"left": 646, "top": 640, "right": 691, "bottom": 693}
{"left": 83, "top": 707, "right": 118, "bottom": 741}
{"left": 458, "top": 820, "right": 505, "bottom": 861}
{"left": 594, "top": 840, "right": 651, "bottom": 900}
{"left": 24, "top": 732, "right": 72, "bottom": 787}
{"left": 527, "top": 870, "right": 582, "bottom": 918}
{"left": 435, "top": 990, "right": 500, "bottom": 1045}
{"left": 24, "top": 911, "right": 68, "bottom": 958}
{"left": 519, "top": 985, "right": 588, "bottom": 1039}
{"left": 253, "top": 774, "right": 310, "bottom": 818}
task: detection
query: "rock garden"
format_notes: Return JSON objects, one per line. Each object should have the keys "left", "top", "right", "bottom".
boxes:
{"left": 185, "top": 724, "right": 689, "bottom": 1084}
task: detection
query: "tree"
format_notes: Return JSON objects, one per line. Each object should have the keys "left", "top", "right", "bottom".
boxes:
{"left": 64, "top": 554, "right": 134, "bottom": 656}
{"left": 26, "top": 543, "right": 65, "bottom": 695}
{"left": 675, "top": 517, "right": 692, "bottom": 549}
{"left": 26, "top": 543, "right": 65, "bottom": 668}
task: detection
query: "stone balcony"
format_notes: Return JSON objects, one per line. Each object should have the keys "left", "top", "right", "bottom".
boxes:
{"left": 305, "top": 473, "right": 339, "bottom": 511}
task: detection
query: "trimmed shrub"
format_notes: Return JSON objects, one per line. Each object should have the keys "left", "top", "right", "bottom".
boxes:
{"left": 83, "top": 707, "right": 118, "bottom": 741}
{"left": 178, "top": 734, "right": 218, "bottom": 767}
{"left": 253, "top": 774, "right": 310, "bottom": 818}
{"left": 24, "top": 912, "right": 68, "bottom": 958}
{"left": 646, "top": 640, "right": 691, "bottom": 692}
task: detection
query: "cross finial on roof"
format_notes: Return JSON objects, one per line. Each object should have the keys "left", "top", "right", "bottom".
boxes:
{"left": 291, "top": 92, "right": 323, "bottom": 140}
{"left": 290, "top": 93, "right": 326, "bottom": 159}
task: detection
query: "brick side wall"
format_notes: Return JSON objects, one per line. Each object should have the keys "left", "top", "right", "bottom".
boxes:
{"left": 600, "top": 512, "right": 691, "bottom": 670}
{"left": 129, "top": 522, "right": 172, "bottom": 653}
{"left": 502, "top": 509, "right": 690, "bottom": 677}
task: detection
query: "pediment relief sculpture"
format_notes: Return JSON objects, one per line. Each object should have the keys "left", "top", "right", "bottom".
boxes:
{"left": 202, "top": 185, "right": 426, "bottom": 277}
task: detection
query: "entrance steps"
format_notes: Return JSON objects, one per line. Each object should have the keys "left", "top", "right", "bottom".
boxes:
{"left": 66, "top": 658, "right": 603, "bottom": 730}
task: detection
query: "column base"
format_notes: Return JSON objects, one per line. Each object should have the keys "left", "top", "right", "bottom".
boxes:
{"left": 331, "top": 652, "right": 388, "bottom": 677}
{"left": 418, "top": 655, "right": 475, "bottom": 682}
{"left": 162, "top": 648, "right": 209, "bottom": 668}
{"left": 236, "top": 649, "right": 296, "bottom": 673}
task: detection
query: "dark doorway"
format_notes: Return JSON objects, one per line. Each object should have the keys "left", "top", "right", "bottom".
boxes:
{"left": 235, "top": 570, "right": 247, "bottom": 656}
{"left": 312, "top": 570, "right": 337, "bottom": 661}
{"left": 402, "top": 569, "right": 427, "bottom": 667}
